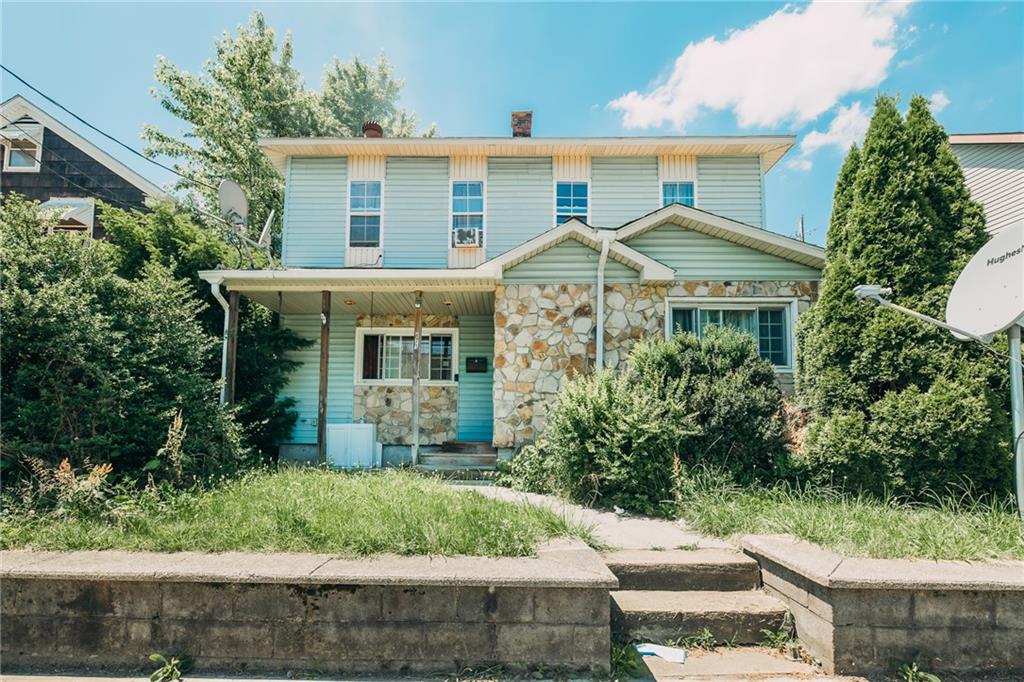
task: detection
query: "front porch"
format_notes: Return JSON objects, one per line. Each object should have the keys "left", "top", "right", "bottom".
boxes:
{"left": 201, "top": 267, "right": 500, "bottom": 468}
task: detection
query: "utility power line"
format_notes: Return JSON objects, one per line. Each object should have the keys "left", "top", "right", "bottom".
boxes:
{"left": 1, "top": 64, "right": 217, "bottom": 192}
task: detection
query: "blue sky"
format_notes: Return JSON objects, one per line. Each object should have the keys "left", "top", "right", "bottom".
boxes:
{"left": 2, "top": 1, "right": 1022, "bottom": 245}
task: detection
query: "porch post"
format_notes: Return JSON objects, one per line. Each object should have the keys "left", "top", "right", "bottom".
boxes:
{"left": 224, "top": 290, "right": 241, "bottom": 404}
{"left": 317, "top": 290, "right": 331, "bottom": 466}
{"left": 411, "top": 290, "right": 423, "bottom": 465}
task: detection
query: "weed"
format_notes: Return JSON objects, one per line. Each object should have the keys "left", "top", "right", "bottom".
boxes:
{"left": 669, "top": 627, "right": 718, "bottom": 651}
{"left": 609, "top": 640, "right": 644, "bottom": 680}
{"left": 148, "top": 653, "right": 189, "bottom": 682}
{"left": 897, "top": 661, "right": 942, "bottom": 682}
{"left": 759, "top": 627, "right": 793, "bottom": 651}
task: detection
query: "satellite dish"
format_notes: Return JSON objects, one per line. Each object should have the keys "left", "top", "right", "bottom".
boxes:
{"left": 946, "top": 220, "right": 1024, "bottom": 341}
{"left": 258, "top": 210, "right": 274, "bottom": 248}
{"left": 218, "top": 179, "right": 249, "bottom": 230}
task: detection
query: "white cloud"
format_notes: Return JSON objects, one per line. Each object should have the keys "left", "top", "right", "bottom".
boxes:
{"left": 928, "top": 90, "right": 951, "bottom": 112}
{"left": 787, "top": 101, "right": 872, "bottom": 172}
{"left": 609, "top": 1, "right": 910, "bottom": 130}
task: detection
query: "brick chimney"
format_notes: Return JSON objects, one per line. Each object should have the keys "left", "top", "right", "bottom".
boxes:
{"left": 511, "top": 111, "right": 533, "bottom": 137}
{"left": 362, "top": 121, "right": 383, "bottom": 138}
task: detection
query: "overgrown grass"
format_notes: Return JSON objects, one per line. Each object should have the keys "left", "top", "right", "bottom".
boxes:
{"left": 0, "top": 468, "right": 594, "bottom": 557}
{"left": 677, "top": 470, "right": 1024, "bottom": 561}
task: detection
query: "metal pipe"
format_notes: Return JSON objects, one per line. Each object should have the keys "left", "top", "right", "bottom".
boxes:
{"left": 595, "top": 238, "right": 610, "bottom": 370}
{"left": 210, "top": 280, "right": 231, "bottom": 404}
{"left": 1008, "top": 324, "right": 1024, "bottom": 519}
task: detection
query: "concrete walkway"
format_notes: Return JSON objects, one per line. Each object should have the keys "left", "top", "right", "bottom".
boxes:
{"left": 472, "top": 485, "right": 731, "bottom": 551}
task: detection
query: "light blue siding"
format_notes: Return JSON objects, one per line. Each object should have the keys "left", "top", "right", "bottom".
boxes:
{"left": 625, "top": 224, "right": 820, "bottom": 280}
{"left": 279, "top": 314, "right": 356, "bottom": 444}
{"left": 697, "top": 156, "right": 763, "bottom": 227}
{"left": 384, "top": 157, "right": 450, "bottom": 267}
{"left": 591, "top": 157, "right": 661, "bottom": 227}
{"left": 487, "top": 157, "right": 554, "bottom": 258}
{"left": 282, "top": 157, "right": 347, "bottom": 267}
{"left": 457, "top": 316, "right": 494, "bottom": 442}
{"left": 504, "top": 238, "right": 639, "bottom": 284}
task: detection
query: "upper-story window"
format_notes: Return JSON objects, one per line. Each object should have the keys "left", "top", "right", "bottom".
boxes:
{"left": 452, "top": 181, "right": 484, "bottom": 247}
{"left": 662, "top": 181, "right": 695, "bottom": 207}
{"left": 668, "top": 303, "right": 791, "bottom": 368}
{"left": 4, "top": 138, "right": 41, "bottom": 172}
{"left": 556, "top": 182, "right": 588, "bottom": 224}
{"left": 349, "top": 180, "right": 381, "bottom": 247}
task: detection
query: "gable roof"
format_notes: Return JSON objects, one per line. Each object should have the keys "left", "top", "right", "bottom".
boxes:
{"left": 616, "top": 203, "right": 825, "bottom": 270}
{"left": 0, "top": 95, "right": 168, "bottom": 199}
{"left": 479, "top": 219, "right": 675, "bottom": 283}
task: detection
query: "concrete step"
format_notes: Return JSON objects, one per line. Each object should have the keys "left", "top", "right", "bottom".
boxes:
{"left": 604, "top": 549, "right": 761, "bottom": 591}
{"left": 418, "top": 453, "right": 497, "bottom": 467}
{"left": 638, "top": 646, "right": 866, "bottom": 681}
{"left": 440, "top": 440, "right": 498, "bottom": 454}
{"left": 611, "top": 590, "right": 787, "bottom": 644}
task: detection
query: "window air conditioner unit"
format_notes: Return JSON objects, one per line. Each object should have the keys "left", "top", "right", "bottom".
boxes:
{"left": 452, "top": 227, "right": 483, "bottom": 248}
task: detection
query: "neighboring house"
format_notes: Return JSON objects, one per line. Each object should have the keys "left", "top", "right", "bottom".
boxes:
{"left": 949, "top": 132, "right": 1024, "bottom": 235}
{"left": 200, "top": 112, "right": 824, "bottom": 467}
{"left": 0, "top": 95, "right": 166, "bottom": 238}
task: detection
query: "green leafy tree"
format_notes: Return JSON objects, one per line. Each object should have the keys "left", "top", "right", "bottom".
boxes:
{"left": 100, "top": 202, "right": 307, "bottom": 459}
{"left": 796, "top": 94, "right": 1010, "bottom": 498}
{"left": 142, "top": 12, "right": 432, "bottom": 241}
{"left": 0, "top": 195, "right": 249, "bottom": 479}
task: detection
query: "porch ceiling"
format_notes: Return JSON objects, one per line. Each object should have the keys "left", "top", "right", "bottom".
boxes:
{"left": 245, "top": 289, "right": 494, "bottom": 316}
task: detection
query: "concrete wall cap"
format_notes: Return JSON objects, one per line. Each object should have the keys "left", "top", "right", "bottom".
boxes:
{"left": 0, "top": 538, "right": 618, "bottom": 589}
{"left": 741, "top": 534, "right": 1024, "bottom": 592}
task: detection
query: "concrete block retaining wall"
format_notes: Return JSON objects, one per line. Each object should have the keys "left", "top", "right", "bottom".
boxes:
{"left": 742, "top": 535, "right": 1024, "bottom": 676}
{"left": 1, "top": 539, "right": 616, "bottom": 676}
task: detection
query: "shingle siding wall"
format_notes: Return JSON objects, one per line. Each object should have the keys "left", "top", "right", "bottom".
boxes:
{"left": 951, "top": 143, "right": 1024, "bottom": 234}
{"left": 0, "top": 128, "right": 148, "bottom": 239}
{"left": 625, "top": 224, "right": 819, "bottom": 280}
{"left": 504, "top": 238, "right": 639, "bottom": 284}
{"left": 279, "top": 314, "right": 356, "bottom": 444}
{"left": 697, "top": 156, "right": 764, "bottom": 227}
{"left": 590, "top": 156, "right": 661, "bottom": 227}
{"left": 282, "top": 157, "right": 347, "bottom": 267}
{"left": 384, "top": 157, "right": 450, "bottom": 267}
{"left": 486, "top": 157, "right": 554, "bottom": 258}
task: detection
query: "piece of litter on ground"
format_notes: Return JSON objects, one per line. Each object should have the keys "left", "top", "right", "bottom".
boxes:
{"left": 635, "top": 642, "right": 688, "bottom": 663}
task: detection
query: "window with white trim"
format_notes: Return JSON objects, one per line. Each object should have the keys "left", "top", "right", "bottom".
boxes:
{"left": 669, "top": 304, "right": 790, "bottom": 367}
{"left": 4, "top": 138, "right": 41, "bottom": 172}
{"left": 359, "top": 330, "right": 456, "bottom": 383}
{"left": 556, "top": 182, "right": 588, "bottom": 224}
{"left": 662, "top": 181, "right": 695, "bottom": 207}
{"left": 349, "top": 181, "right": 381, "bottom": 247}
{"left": 452, "top": 181, "right": 484, "bottom": 247}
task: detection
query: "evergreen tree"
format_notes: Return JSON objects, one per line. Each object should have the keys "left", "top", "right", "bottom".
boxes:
{"left": 797, "top": 94, "right": 1010, "bottom": 499}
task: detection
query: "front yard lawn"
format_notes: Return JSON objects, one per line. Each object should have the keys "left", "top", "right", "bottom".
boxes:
{"left": 1, "top": 468, "right": 592, "bottom": 557}
{"left": 678, "top": 475, "right": 1024, "bottom": 561}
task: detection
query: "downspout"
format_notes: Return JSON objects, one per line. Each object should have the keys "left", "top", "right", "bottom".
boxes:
{"left": 210, "top": 280, "right": 231, "bottom": 404}
{"left": 595, "top": 237, "right": 610, "bottom": 370}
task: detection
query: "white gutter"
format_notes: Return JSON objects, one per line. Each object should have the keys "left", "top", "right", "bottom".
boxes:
{"left": 595, "top": 236, "right": 610, "bottom": 370}
{"left": 209, "top": 279, "right": 231, "bottom": 404}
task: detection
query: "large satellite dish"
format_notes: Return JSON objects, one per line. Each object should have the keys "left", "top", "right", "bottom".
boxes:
{"left": 946, "top": 220, "right": 1024, "bottom": 342}
{"left": 218, "top": 179, "right": 249, "bottom": 231}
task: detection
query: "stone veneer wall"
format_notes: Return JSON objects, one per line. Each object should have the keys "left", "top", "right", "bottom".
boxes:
{"left": 353, "top": 314, "right": 458, "bottom": 445}
{"left": 494, "top": 281, "right": 819, "bottom": 448}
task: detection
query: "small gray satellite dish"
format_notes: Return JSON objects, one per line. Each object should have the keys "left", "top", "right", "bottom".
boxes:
{"left": 946, "top": 220, "right": 1024, "bottom": 341}
{"left": 218, "top": 179, "right": 249, "bottom": 230}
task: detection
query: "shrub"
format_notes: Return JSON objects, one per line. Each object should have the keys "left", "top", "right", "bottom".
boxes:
{"left": 502, "top": 326, "right": 790, "bottom": 515}
{"left": 0, "top": 195, "right": 251, "bottom": 481}
{"left": 629, "top": 327, "right": 790, "bottom": 484}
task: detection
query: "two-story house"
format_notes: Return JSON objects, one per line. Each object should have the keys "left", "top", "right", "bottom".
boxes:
{"left": 200, "top": 113, "right": 825, "bottom": 468}
{"left": 0, "top": 95, "right": 166, "bottom": 238}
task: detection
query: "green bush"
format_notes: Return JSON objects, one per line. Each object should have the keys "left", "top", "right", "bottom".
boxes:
{"left": 1, "top": 195, "right": 251, "bottom": 481}
{"left": 502, "top": 326, "right": 789, "bottom": 515}
{"left": 629, "top": 327, "right": 789, "bottom": 484}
